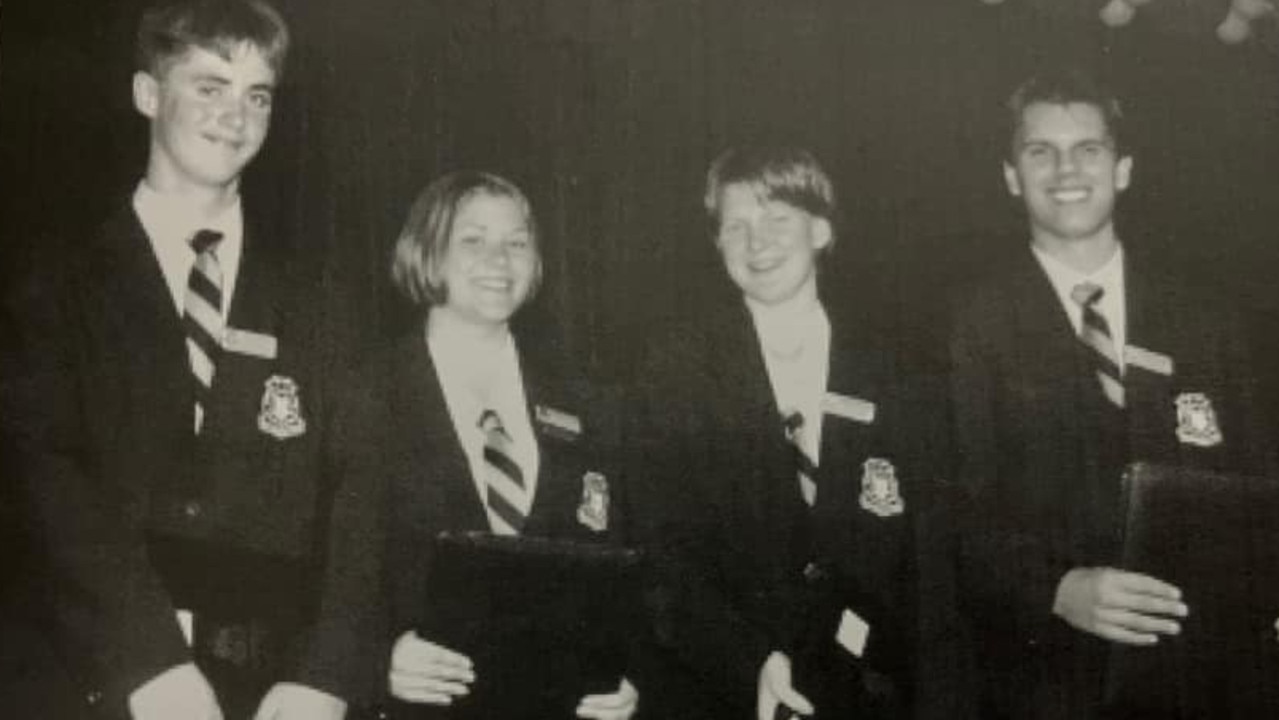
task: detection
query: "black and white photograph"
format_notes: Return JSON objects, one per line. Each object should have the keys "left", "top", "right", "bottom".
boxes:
{"left": 2, "top": 1, "right": 1278, "bottom": 718}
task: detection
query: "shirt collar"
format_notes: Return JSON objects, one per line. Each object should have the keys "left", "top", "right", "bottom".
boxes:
{"left": 1032, "top": 242, "right": 1125, "bottom": 304}
{"left": 133, "top": 180, "right": 243, "bottom": 253}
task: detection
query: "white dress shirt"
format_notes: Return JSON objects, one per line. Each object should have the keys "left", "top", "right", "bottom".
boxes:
{"left": 133, "top": 181, "right": 244, "bottom": 319}
{"left": 1032, "top": 243, "right": 1127, "bottom": 366}
{"left": 747, "top": 296, "right": 832, "bottom": 465}
{"left": 428, "top": 324, "right": 540, "bottom": 518}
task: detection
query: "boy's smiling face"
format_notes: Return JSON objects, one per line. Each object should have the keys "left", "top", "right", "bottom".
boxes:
{"left": 134, "top": 42, "right": 277, "bottom": 194}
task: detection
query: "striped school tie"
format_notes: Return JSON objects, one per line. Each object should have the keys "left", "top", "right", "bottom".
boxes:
{"left": 783, "top": 411, "right": 818, "bottom": 506}
{"left": 184, "top": 230, "right": 224, "bottom": 433}
{"left": 1071, "top": 282, "right": 1125, "bottom": 409}
{"left": 479, "top": 409, "right": 528, "bottom": 535}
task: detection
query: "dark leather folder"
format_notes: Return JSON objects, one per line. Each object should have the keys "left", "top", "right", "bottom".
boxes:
{"left": 1106, "top": 462, "right": 1279, "bottom": 717}
{"left": 414, "top": 531, "right": 643, "bottom": 719}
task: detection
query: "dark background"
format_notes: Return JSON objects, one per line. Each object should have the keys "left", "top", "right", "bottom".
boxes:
{"left": 1, "top": 0, "right": 1277, "bottom": 706}
{"left": 1, "top": 0, "right": 1276, "bottom": 389}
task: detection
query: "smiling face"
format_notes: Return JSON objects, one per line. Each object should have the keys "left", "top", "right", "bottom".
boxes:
{"left": 437, "top": 191, "right": 538, "bottom": 329}
{"left": 714, "top": 182, "right": 831, "bottom": 307}
{"left": 133, "top": 42, "right": 276, "bottom": 195}
{"left": 1005, "top": 101, "right": 1133, "bottom": 252}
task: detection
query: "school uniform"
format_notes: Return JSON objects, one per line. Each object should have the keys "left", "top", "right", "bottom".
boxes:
{"left": 631, "top": 292, "right": 945, "bottom": 719}
{"left": 1, "top": 191, "right": 352, "bottom": 719}
{"left": 949, "top": 246, "right": 1274, "bottom": 720}
{"left": 294, "top": 324, "right": 628, "bottom": 717}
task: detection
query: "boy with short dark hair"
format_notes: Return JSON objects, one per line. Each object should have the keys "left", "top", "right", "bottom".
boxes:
{"left": 951, "top": 69, "right": 1274, "bottom": 719}
{"left": 3, "top": 1, "right": 351, "bottom": 718}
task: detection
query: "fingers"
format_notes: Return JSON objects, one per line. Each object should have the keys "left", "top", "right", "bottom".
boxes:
{"left": 577, "top": 677, "right": 639, "bottom": 719}
{"left": 388, "top": 632, "right": 475, "bottom": 705}
{"left": 1093, "top": 607, "right": 1181, "bottom": 644}
{"left": 1109, "top": 571, "right": 1185, "bottom": 605}
{"left": 773, "top": 685, "right": 814, "bottom": 716}
{"left": 393, "top": 633, "right": 474, "bottom": 672}
{"left": 390, "top": 669, "right": 471, "bottom": 695}
{"left": 1091, "top": 620, "right": 1162, "bottom": 646}
{"left": 1097, "top": 570, "right": 1188, "bottom": 626}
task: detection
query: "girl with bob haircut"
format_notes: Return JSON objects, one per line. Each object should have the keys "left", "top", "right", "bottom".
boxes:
{"left": 281, "top": 171, "right": 639, "bottom": 720}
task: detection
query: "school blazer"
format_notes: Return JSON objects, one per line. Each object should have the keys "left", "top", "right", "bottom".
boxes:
{"left": 949, "top": 249, "right": 1274, "bottom": 717}
{"left": 632, "top": 296, "right": 944, "bottom": 715}
{"left": 2, "top": 200, "right": 351, "bottom": 712}
{"left": 295, "top": 328, "right": 624, "bottom": 707}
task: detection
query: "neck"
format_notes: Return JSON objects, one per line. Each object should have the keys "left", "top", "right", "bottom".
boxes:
{"left": 143, "top": 167, "right": 240, "bottom": 223}
{"left": 1031, "top": 230, "right": 1119, "bottom": 275}
{"left": 746, "top": 274, "right": 821, "bottom": 321}
{"left": 427, "top": 306, "right": 511, "bottom": 348}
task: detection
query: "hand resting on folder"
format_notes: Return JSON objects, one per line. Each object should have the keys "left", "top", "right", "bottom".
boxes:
{"left": 1052, "top": 567, "right": 1188, "bottom": 645}
{"left": 389, "top": 630, "right": 638, "bottom": 719}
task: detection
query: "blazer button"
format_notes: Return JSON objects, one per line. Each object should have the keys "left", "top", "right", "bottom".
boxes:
{"left": 802, "top": 561, "right": 829, "bottom": 583}
{"left": 85, "top": 690, "right": 102, "bottom": 706}
{"left": 183, "top": 501, "right": 202, "bottom": 519}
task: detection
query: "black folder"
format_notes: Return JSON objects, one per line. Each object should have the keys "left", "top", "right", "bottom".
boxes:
{"left": 414, "top": 531, "right": 643, "bottom": 719}
{"left": 1106, "top": 462, "right": 1279, "bottom": 717}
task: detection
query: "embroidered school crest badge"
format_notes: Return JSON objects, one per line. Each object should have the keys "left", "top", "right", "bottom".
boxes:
{"left": 257, "top": 375, "right": 306, "bottom": 440}
{"left": 859, "top": 458, "right": 904, "bottom": 518}
{"left": 1175, "top": 392, "right": 1222, "bottom": 447}
{"left": 576, "top": 471, "right": 609, "bottom": 532}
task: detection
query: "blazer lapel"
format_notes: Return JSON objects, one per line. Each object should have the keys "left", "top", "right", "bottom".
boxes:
{"left": 1122, "top": 261, "right": 1179, "bottom": 459}
{"left": 224, "top": 215, "right": 283, "bottom": 337}
{"left": 392, "top": 333, "right": 489, "bottom": 532}
{"left": 711, "top": 301, "right": 807, "bottom": 533}
{"left": 91, "top": 205, "right": 192, "bottom": 427}
{"left": 1011, "top": 251, "right": 1096, "bottom": 427}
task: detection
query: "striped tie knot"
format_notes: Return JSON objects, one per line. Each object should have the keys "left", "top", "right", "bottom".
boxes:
{"left": 191, "top": 229, "right": 223, "bottom": 255}
{"left": 1070, "top": 281, "right": 1104, "bottom": 308}
{"left": 478, "top": 408, "right": 528, "bottom": 535}
{"left": 1069, "top": 281, "right": 1125, "bottom": 408}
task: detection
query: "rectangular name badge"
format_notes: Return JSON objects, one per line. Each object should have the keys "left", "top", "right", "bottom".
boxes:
{"left": 223, "top": 327, "right": 278, "bottom": 360}
{"left": 534, "top": 404, "right": 582, "bottom": 440}
{"left": 1126, "top": 344, "right": 1174, "bottom": 377}
{"left": 835, "top": 608, "right": 871, "bottom": 658}
{"left": 822, "top": 392, "right": 876, "bottom": 424}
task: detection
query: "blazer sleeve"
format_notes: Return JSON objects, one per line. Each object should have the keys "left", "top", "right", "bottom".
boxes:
{"left": 1, "top": 260, "right": 190, "bottom": 708}
{"left": 292, "top": 371, "right": 391, "bottom": 705}
{"left": 627, "top": 329, "right": 773, "bottom": 704}
{"left": 948, "top": 304, "right": 1070, "bottom": 643}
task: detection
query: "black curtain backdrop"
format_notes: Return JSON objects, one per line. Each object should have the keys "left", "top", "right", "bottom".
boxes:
{"left": 2, "top": 0, "right": 1277, "bottom": 387}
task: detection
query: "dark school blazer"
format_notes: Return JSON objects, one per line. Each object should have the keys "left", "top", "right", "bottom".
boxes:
{"left": 2, "top": 199, "right": 353, "bottom": 714}
{"left": 630, "top": 294, "right": 948, "bottom": 719}
{"left": 294, "top": 326, "right": 629, "bottom": 713}
{"left": 949, "top": 248, "right": 1275, "bottom": 720}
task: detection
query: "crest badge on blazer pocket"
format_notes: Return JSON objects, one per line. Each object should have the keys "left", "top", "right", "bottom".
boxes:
{"left": 859, "top": 458, "right": 904, "bottom": 517}
{"left": 1175, "top": 392, "right": 1222, "bottom": 447}
{"left": 576, "top": 471, "right": 609, "bottom": 532}
{"left": 535, "top": 404, "right": 582, "bottom": 442}
{"left": 258, "top": 375, "right": 306, "bottom": 440}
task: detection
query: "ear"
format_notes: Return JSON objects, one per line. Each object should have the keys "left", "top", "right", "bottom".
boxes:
{"left": 812, "top": 217, "right": 833, "bottom": 251}
{"left": 1115, "top": 154, "right": 1133, "bottom": 193}
{"left": 132, "top": 71, "right": 159, "bottom": 119}
{"left": 1003, "top": 161, "right": 1023, "bottom": 198}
